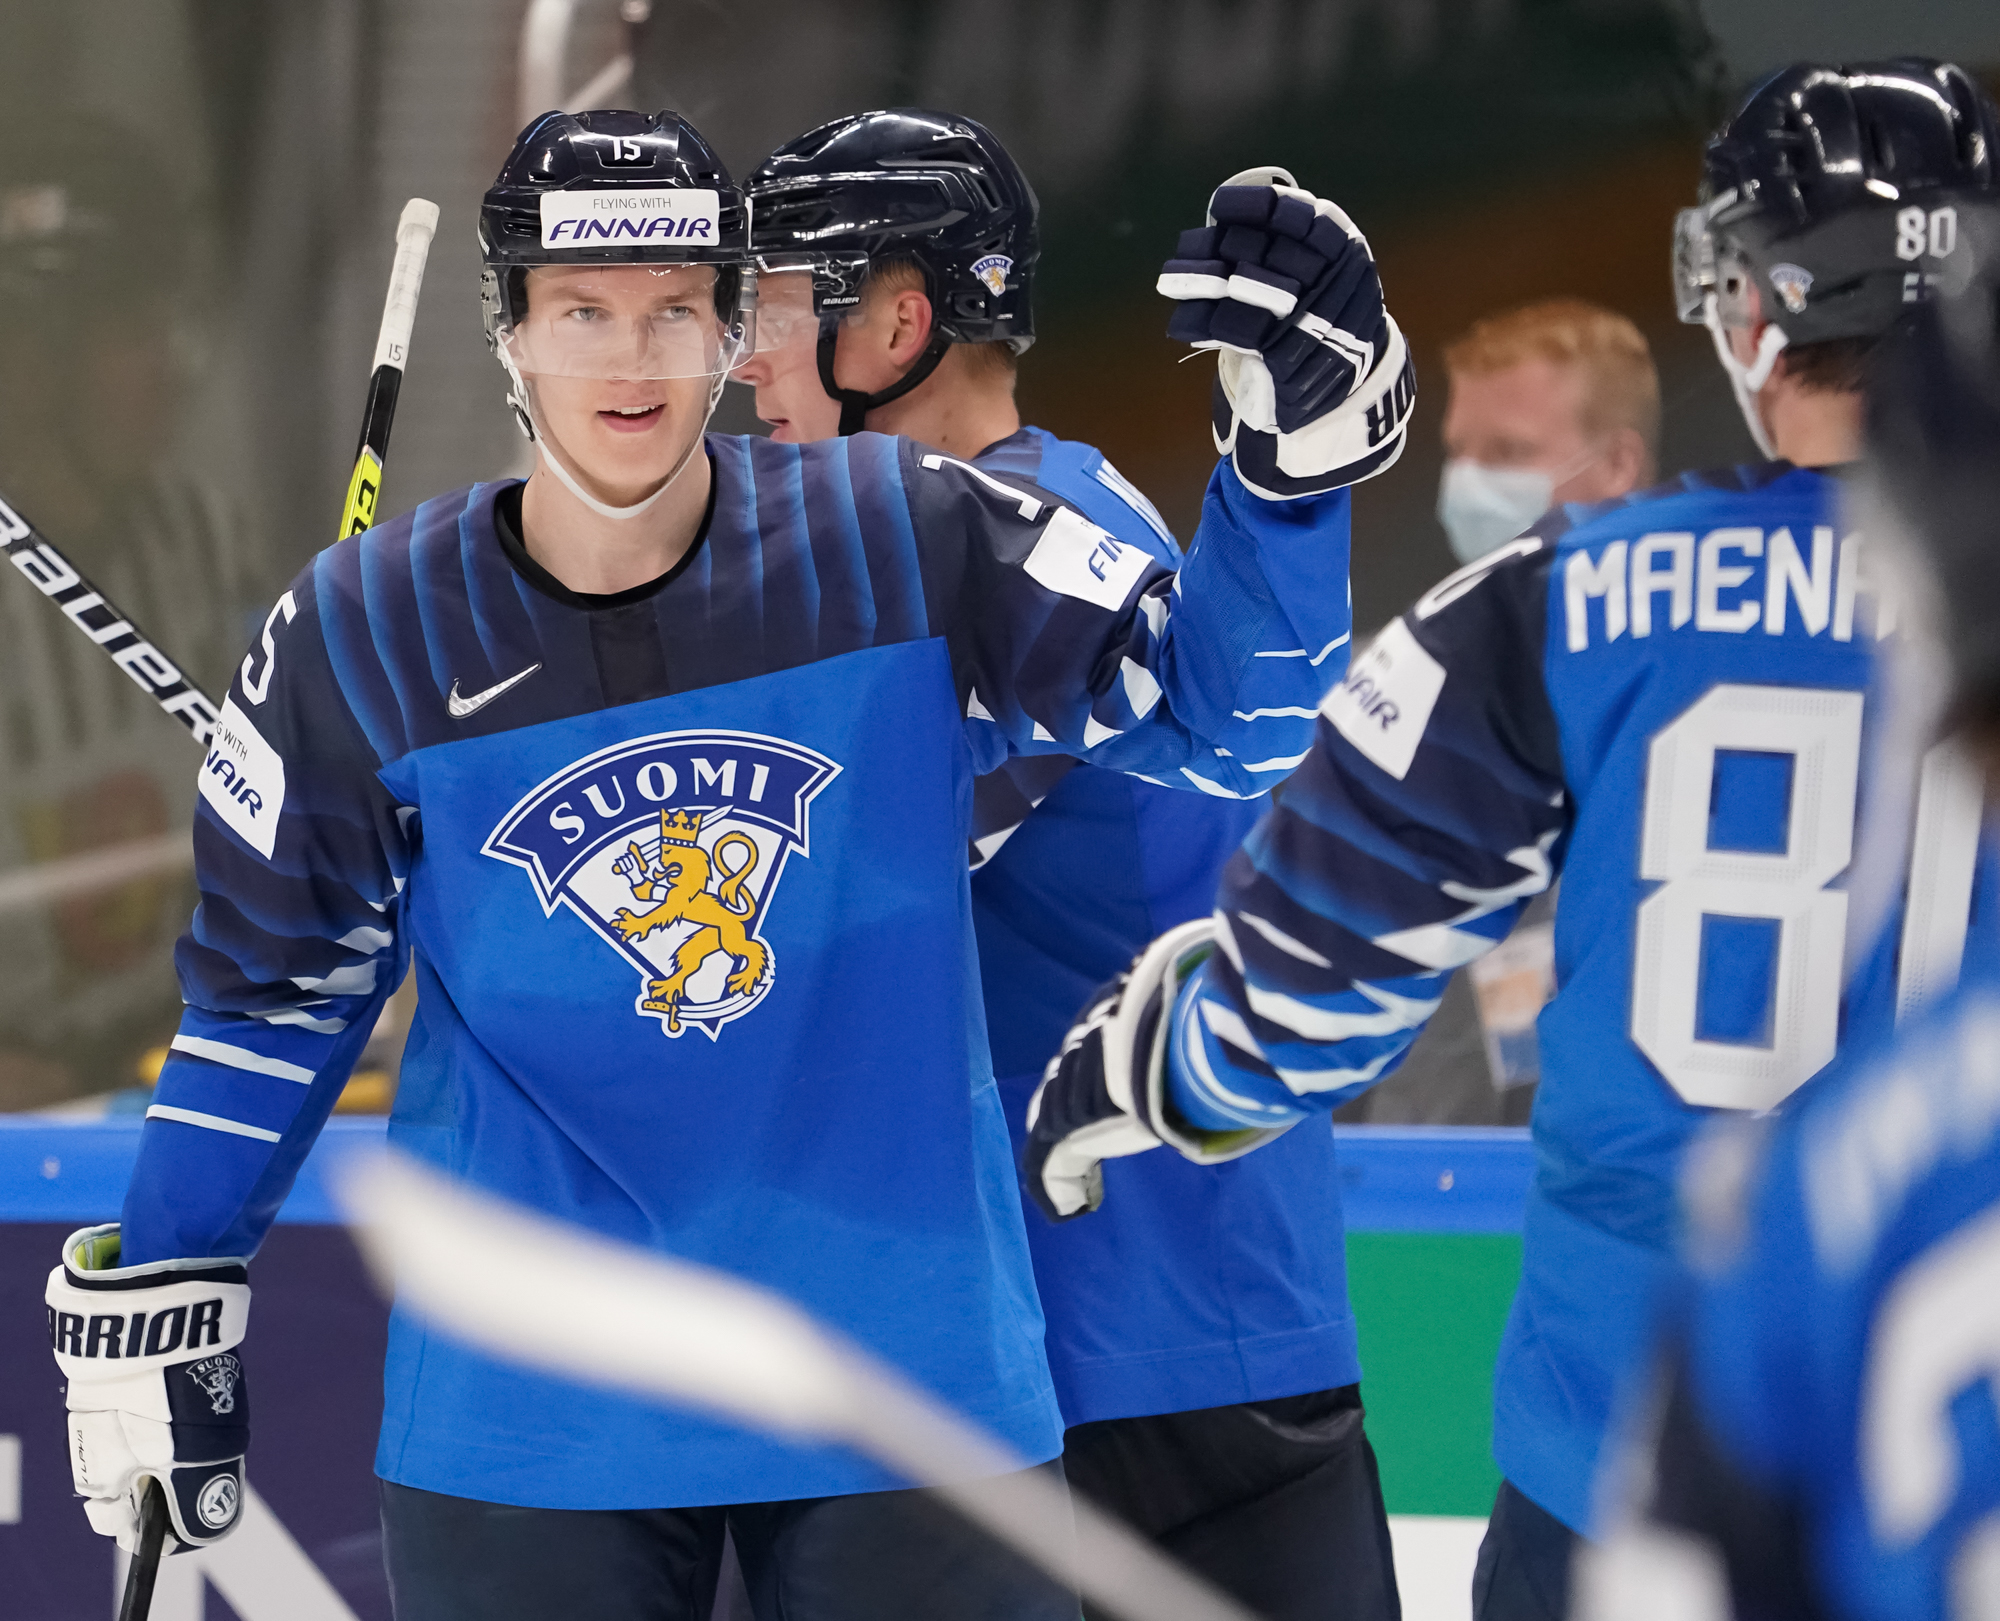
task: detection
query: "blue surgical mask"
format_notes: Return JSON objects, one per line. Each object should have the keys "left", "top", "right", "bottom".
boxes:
{"left": 1436, "top": 459, "right": 1555, "bottom": 565}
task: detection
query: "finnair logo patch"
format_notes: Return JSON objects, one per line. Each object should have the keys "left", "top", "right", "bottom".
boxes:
{"left": 540, "top": 189, "right": 719, "bottom": 247}
{"left": 1322, "top": 619, "right": 1445, "bottom": 781}
{"left": 1024, "top": 507, "right": 1151, "bottom": 612}
{"left": 200, "top": 698, "right": 286, "bottom": 858}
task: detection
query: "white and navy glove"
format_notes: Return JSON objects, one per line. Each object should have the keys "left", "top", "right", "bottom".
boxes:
{"left": 46, "top": 1224, "right": 251, "bottom": 1553}
{"left": 1023, "top": 920, "right": 1286, "bottom": 1221}
{"left": 1158, "top": 167, "right": 1415, "bottom": 500}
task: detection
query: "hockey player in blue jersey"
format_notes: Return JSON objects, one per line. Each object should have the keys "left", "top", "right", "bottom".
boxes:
{"left": 1024, "top": 58, "right": 2000, "bottom": 1621}
{"left": 40, "top": 108, "right": 1415, "bottom": 1620}
{"left": 1577, "top": 266, "right": 2000, "bottom": 1621}
{"left": 737, "top": 109, "right": 1401, "bottom": 1621}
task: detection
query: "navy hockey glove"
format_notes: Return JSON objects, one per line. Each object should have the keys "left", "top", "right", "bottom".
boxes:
{"left": 1158, "top": 167, "right": 1415, "bottom": 500}
{"left": 1024, "top": 920, "right": 1278, "bottom": 1221}
{"left": 47, "top": 1225, "right": 250, "bottom": 1552}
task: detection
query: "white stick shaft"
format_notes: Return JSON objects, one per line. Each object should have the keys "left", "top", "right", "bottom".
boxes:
{"left": 371, "top": 200, "right": 440, "bottom": 372}
{"left": 338, "top": 1152, "right": 1258, "bottom": 1621}
{"left": 846, "top": 1363, "right": 1260, "bottom": 1621}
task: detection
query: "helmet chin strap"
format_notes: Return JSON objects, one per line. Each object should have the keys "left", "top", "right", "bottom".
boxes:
{"left": 500, "top": 348, "right": 735, "bottom": 522}
{"left": 816, "top": 314, "right": 952, "bottom": 436}
{"left": 1702, "top": 296, "right": 1790, "bottom": 461}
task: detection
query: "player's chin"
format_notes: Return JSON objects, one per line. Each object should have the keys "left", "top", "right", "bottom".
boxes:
{"left": 564, "top": 421, "right": 680, "bottom": 485}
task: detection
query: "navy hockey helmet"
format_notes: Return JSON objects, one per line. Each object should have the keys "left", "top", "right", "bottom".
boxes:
{"left": 479, "top": 109, "right": 752, "bottom": 519}
{"left": 479, "top": 108, "right": 751, "bottom": 357}
{"left": 1672, "top": 58, "right": 2000, "bottom": 456}
{"left": 1675, "top": 60, "right": 2000, "bottom": 346}
{"left": 745, "top": 108, "right": 1039, "bottom": 433}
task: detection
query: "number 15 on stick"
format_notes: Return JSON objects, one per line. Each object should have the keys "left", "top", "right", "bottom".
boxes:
{"left": 339, "top": 199, "right": 440, "bottom": 540}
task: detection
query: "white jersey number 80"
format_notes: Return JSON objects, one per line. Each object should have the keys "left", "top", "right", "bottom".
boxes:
{"left": 1631, "top": 683, "right": 1981, "bottom": 1111}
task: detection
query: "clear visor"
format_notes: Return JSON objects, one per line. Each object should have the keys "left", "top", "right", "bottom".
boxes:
{"left": 1672, "top": 207, "right": 1717, "bottom": 325}
{"left": 746, "top": 255, "right": 871, "bottom": 354}
{"left": 750, "top": 266, "right": 823, "bottom": 354}
{"left": 501, "top": 263, "right": 751, "bottom": 379}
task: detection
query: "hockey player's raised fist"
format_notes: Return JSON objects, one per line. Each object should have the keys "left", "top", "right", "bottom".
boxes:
{"left": 1158, "top": 167, "right": 1415, "bottom": 500}
{"left": 46, "top": 1225, "right": 251, "bottom": 1553}
{"left": 1023, "top": 919, "right": 1266, "bottom": 1221}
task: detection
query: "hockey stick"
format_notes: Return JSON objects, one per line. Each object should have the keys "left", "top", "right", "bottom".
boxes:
{"left": 116, "top": 1476, "right": 169, "bottom": 1621}
{"left": 337, "top": 199, "right": 440, "bottom": 540}
{"left": 0, "top": 202, "right": 440, "bottom": 758}
{"left": 0, "top": 490, "right": 222, "bottom": 747}
{"left": 338, "top": 1151, "right": 1259, "bottom": 1621}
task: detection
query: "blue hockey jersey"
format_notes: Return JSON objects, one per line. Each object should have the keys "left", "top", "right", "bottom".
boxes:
{"left": 1163, "top": 463, "right": 1987, "bottom": 1532}
{"left": 968, "top": 428, "right": 1355, "bottom": 1428}
{"left": 1591, "top": 943, "right": 2000, "bottom": 1621}
{"left": 120, "top": 430, "right": 1352, "bottom": 1509}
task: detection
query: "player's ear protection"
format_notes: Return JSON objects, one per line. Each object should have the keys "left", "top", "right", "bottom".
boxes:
{"left": 813, "top": 260, "right": 953, "bottom": 436}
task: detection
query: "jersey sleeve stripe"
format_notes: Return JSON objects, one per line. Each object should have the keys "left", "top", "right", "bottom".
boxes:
{"left": 1176, "top": 992, "right": 1304, "bottom": 1125}
{"left": 1179, "top": 767, "right": 1258, "bottom": 798}
{"left": 247, "top": 1006, "right": 350, "bottom": 1035}
{"left": 169, "top": 1035, "right": 316, "bottom": 1084}
{"left": 143, "top": 1105, "right": 284, "bottom": 1142}
{"left": 1233, "top": 909, "right": 1334, "bottom": 967}
{"left": 1371, "top": 919, "right": 1509, "bottom": 970}
{"left": 1248, "top": 633, "right": 1353, "bottom": 664}
{"left": 1243, "top": 980, "right": 1438, "bottom": 1042}
{"left": 1092, "top": 461, "right": 1177, "bottom": 549}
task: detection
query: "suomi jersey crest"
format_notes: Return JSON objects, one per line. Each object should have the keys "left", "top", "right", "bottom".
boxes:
{"left": 484, "top": 729, "right": 840, "bottom": 1039}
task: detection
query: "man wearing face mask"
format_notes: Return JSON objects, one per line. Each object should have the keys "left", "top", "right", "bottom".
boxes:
{"left": 1436, "top": 299, "right": 1658, "bottom": 568}
{"left": 1353, "top": 302, "right": 1660, "bottom": 1129}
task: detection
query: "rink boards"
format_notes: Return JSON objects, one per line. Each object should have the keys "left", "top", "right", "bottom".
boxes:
{"left": 0, "top": 1120, "right": 1529, "bottom": 1619}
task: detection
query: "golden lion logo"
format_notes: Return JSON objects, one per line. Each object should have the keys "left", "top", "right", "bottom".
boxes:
{"left": 483, "top": 728, "right": 841, "bottom": 1041}
{"left": 971, "top": 253, "right": 1013, "bottom": 298}
{"left": 610, "top": 809, "right": 769, "bottom": 1034}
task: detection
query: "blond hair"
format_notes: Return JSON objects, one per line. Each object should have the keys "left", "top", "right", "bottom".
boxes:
{"left": 1443, "top": 298, "right": 1660, "bottom": 456}
{"left": 864, "top": 258, "right": 1018, "bottom": 383}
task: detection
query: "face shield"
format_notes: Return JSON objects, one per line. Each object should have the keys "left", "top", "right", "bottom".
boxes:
{"left": 748, "top": 253, "right": 869, "bottom": 355}
{"left": 748, "top": 264, "right": 822, "bottom": 357}
{"left": 488, "top": 262, "right": 754, "bottom": 520}
{"left": 1670, "top": 206, "right": 1718, "bottom": 327}
{"left": 499, "top": 263, "right": 752, "bottom": 379}
{"left": 1673, "top": 203, "right": 1789, "bottom": 458}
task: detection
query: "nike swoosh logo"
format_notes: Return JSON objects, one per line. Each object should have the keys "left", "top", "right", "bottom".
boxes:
{"left": 447, "top": 662, "right": 542, "bottom": 718}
